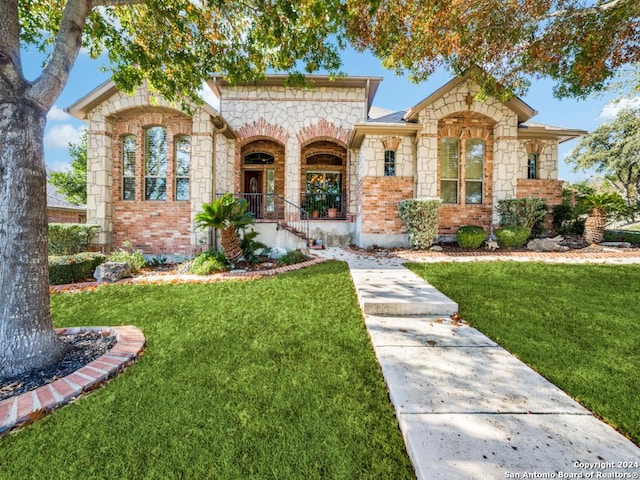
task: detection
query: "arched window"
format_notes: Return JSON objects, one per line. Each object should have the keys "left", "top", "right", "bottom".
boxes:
{"left": 175, "top": 135, "right": 191, "bottom": 201}
{"left": 306, "top": 153, "right": 342, "bottom": 166}
{"left": 145, "top": 126, "right": 167, "bottom": 200}
{"left": 244, "top": 152, "right": 275, "bottom": 165}
{"left": 122, "top": 134, "right": 136, "bottom": 200}
{"left": 384, "top": 150, "right": 396, "bottom": 176}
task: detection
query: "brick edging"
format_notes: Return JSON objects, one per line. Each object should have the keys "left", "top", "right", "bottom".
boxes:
{"left": 0, "top": 325, "right": 145, "bottom": 437}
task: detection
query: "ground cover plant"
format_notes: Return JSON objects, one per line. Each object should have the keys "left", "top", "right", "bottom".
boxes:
{"left": 0, "top": 262, "right": 414, "bottom": 479}
{"left": 406, "top": 262, "right": 640, "bottom": 446}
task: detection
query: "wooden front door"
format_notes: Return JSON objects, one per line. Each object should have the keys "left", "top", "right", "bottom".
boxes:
{"left": 244, "top": 170, "right": 263, "bottom": 219}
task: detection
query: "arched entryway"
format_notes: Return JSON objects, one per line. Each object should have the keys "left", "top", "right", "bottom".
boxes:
{"left": 300, "top": 140, "right": 347, "bottom": 219}
{"left": 241, "top": 139, "right": 285, "bottom": 219}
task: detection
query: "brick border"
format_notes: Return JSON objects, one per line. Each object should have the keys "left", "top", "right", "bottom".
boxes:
{"left": 0, "top": 325, "right": 145, "bottom": 437}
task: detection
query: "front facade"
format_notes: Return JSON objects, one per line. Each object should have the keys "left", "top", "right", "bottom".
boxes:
{"left": 68, "top": 71, "right": 585, "bottom": 254}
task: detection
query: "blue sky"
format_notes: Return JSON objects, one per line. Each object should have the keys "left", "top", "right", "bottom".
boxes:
{"left": 22, "top": 45, "right": 637, "bottom": 183}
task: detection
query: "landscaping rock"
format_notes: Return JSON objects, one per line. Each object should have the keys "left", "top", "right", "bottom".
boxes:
{"left": 527, "top": 237, "right": 569, "bottom": 252}
{"left": 601, "top": 242, "right": 632, "bottom": 248}
{"left": 430, "top": 245, "right": 444, "bottom": 252}
{"left": 94, "top": 262, "right": 132, "bottom": 283}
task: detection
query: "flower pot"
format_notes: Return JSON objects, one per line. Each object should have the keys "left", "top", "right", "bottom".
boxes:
{"left": 327, "top": 207, "right": 337, "bottom": 218}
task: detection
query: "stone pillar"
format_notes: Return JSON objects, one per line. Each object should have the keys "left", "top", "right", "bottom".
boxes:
{"left": 190, "top": 110, "right": 215, "bottom": 250}
{"left": 86, "top": 116, "right": 113, "bottom": 250}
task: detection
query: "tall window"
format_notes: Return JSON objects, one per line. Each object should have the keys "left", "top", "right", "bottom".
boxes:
{"left": 122, "top": 135, "right": 136, "bottom": 200}
{"left": 384, "top": 150, "right": 396, "bottom": 176}
{"left": 527, "top": 153, "right": 538, "bottom": 180}
{"left": 465, "top": 139, "right": 484, "bottom": 204}
{"left": 145, "top": 126, "right": 167, "bottom": 200}
{"left": 175, "top": 135, "right": 190, "bottom": 201}
{"left": 439, "top": 137, "right": 484, "bottom": 204}
{"left": 440, "top": 138, "right": 459, "bottom": 204}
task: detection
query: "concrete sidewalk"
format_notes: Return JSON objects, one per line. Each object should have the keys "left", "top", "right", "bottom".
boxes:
{"left": 316, "top": 248, "right": 640, "bottom": 479}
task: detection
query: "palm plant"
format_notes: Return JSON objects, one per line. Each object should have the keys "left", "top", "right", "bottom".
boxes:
{"left": 580, "top": 193, "right": 624, "bottom": 244}
{"left": 195, "top": 193, "right": 254, "bottom": 262}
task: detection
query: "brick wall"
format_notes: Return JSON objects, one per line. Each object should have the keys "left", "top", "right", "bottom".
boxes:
{"left": 517, "top": 179, "right": 564, "bottom": 233}
{"left": 438, "top": 204, "right": 493, "bottom": 236}
{"left": 48, "top": 208, "right": 87, "bottom": 224}
{"left": 359, "top": 177, "right": 414, "bottom": 234}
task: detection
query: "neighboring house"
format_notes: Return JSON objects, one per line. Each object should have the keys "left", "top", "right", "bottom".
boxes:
{"left": 67, "top": 70, "right": 585, "bottom": 255}
{"left": 47, "top": 184, "right": 87, "bottom": 223}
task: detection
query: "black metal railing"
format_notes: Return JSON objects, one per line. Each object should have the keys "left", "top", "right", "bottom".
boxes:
{"left": 299, "top": 191, "right": 346, "bottom": 220}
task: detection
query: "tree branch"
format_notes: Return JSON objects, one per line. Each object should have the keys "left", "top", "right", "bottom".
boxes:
{"left": 0, "top": 0, "right": 26, "bottom": 97}
{"left": 28, "top": 0, "right": 92, "bottom": 110}
{"left": 90, "top": 0, "right": 143, "bottom": 7}
{"left": 540, "top": 0, "right": 633, "bottom": 21}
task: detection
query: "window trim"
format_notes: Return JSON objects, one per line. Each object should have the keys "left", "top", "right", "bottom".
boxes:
{"left": 144, "top": 126, "right": 168, "bottom": 201}
{"left": 527, "top": 153, "right": 538, "bottom": 180}
{"left": 121, "top": 134, "right": 136, "bottom": 201}
{"left": 384, "top": 150, "right": 396, "bottom": 177}
{"left": 174, "top": 134, "right": 191, "bottom": 201}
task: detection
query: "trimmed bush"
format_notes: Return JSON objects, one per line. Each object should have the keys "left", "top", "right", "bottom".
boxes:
{"left": 191, "top": 250, "right": 228, "bottom": 275}
{"left": 456, "top": 225, "right": 487, "bottom": 249}
{"left": 603, "top": 230, "right": 640, "bottom": 244}
{"left": 49, "top": 252, "right": 106, "bottom": 285}
{"left": 277, "top": 250, "right": 310, "bottom": 266}
{"left": 398, "top": 198, "right": 440, "bottom": 249}
{"left": 494, "top": 227, "right": 531, "bottom": 248}
{"left": 48, "top": 223, "right": 100, "bottom": 255}
{"left": 496, "top": 198, "right": 547, "bottom": 230}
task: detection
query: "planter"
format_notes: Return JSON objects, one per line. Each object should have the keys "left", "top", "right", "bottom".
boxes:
{"left": 327, "top": 207, "right": 337, "bottom": 218}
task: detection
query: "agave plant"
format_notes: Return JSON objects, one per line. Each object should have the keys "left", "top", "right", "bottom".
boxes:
{"left": 195, "top": 193, "right": 254, "bottom": 262}
{"left": 580, "top": 193, "right": 624, "bottom": 245}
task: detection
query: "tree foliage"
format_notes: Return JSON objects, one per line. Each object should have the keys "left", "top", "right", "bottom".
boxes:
{"left": 566, "top": 108, "right": 640, "bottom": 207}
{"left": 48, "top": 130, "right": 87, "bottom": 205}
{"left": 346, "top": 0, "right": 640, "bottom": 98}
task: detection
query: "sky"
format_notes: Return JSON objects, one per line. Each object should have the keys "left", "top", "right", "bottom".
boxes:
{"left": 21, "top": 45, "right": 638, "bottom": 183}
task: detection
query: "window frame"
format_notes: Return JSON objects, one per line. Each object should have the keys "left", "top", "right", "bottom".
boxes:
{"left": 527, "top": 153, "right": 538, "bottom": 180}
{"left": 144, "top": 126, "right": 168, "bottom": 201}
{"left": 174, "top": 134, "right": 191, "bottom": 201}
{"left": 121, "top": 134, "right": 136, "bottom": 201}
{"left": 384, "top": 150, "right": 396, "bottom": 176}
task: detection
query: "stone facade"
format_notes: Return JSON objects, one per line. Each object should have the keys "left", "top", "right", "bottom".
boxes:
{"left": 70, "top": 73, "right": 583, "bottom": 253}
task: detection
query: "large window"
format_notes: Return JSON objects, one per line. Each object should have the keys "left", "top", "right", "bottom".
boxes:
{"left": 122, "top": 134, "right": 136, "bottom": 200}
{"left": 384, "top": 150, "right": 396, "bottom": 176}
{"left": 175, "top": 135, "right": 190, "bottom": 201}
{"left": 145, "top": 126, "right": 167, "bottom": 200}
{"left": 527, "top": 153, "right": 538, "bottom": 180}
{"left": 440, "top": 137, "right": 484, "bottom": 204}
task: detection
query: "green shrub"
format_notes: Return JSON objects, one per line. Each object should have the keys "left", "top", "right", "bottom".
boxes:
{"left": 398, "top": 198, "right": 440, "bottom": 249}
{"left": 191, "top": 250, "right": 228, "bottom": 275}
{"left": 49, "top": 252, "right": 106, "bottom": 285}
{"left": 240, "top": 228, "right": 270, "bottom": 264}
{"left": 48, "top": 223, "right": 100, "bottom": 255}
{"left": 456, "top": 225, "right": 487, "bottom": 249}
{"left": 497, "top": 198, "right": 547, "bottom": 230}
{"left": 603, "top": 230, "right": 640, "bottom": 244}
{"left": 108, "top": 241, "right": 147, "bottom": 273}
{"left": 277, "top": 250, "right": 310, "bottom": 266}
{"left": 494, "top": 227, "right": 531, "bottom": 248}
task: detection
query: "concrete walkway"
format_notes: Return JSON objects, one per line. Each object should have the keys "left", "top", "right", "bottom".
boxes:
{"left": 315, "top": 248, "right": 640, "bottom": 480}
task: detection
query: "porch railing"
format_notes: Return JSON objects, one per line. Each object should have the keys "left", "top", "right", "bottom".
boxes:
{"left": 299, "top": 191, "right": 346, "bottom": 220}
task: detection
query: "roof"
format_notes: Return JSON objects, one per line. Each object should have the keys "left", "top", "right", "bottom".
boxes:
{"left": 209, "top": 75, "right": 383, "bottom": 114}
{"left": 47, "top": 185, "right": 86, "bottom": 212}
{"left": 518, "top": 122, "right": 587, "bottom": 143}
{"left": 403, "top": 68, "right": 537, "bottom": 123}
{"left": 66, "top": 80, "right": 236, "bottom": 139}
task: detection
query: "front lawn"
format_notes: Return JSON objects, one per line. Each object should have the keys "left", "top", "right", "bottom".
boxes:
{"left": 1, "top": 262, "right": 414, "bottom": 479}
{"left": 406, "top": 262, "right": 640, "bottom": 446}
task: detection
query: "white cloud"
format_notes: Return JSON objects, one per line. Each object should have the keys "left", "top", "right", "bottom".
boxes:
{"left": 599, "top": 97, "right": 640, "bottom": 120}
{"left": 44, "top": 124, "right": 83, "bottom": 149}
{"left": 47, "top": 160, "right": 72, "bottom": 173}
{"left": 47, "top": 105, "right": 74, "bottom": 122}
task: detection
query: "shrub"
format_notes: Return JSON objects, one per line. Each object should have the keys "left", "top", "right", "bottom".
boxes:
{"left": 398, "top": 198, "right": 440, "bottom": 249}
{"left": 497, "top": 198, "right": 547, "bottom": 230}
{"left": 108, "top": 241, "right": 147, "bottom": 273}
{"left": 49, "top": 252, "right": 106, "bottom": 285}
{"left": 277, "top": 250, "right": 310, "bottom": 266}
{"left": 552, "top": 204, "right": 585, "bottom": 235}
{"left": 603, "top": 230, "right": 640, "bottom": 244}
{"left": 494, "top": 227, "right": 531, "bottom": 248}
{"left": 240, "top": 228, "right": 270, "bottom": 264}
{"left": 48, "top": 223, "right": 100, "bottom": 255}
{"left": 191, "top": 250, "right": 227, "bottom": 275}
{"left": 456, "top": 225, "right": 487, "bottom": 249}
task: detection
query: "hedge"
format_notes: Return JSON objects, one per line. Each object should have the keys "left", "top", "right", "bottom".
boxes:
{"left": 398, "top": 198, "right": 440, "bottom": 249}
{"left": 456, "top": 225, "right": 487, "bottom": 249}
{"left": 494, "top": 226, "right": 531, "bottom": 248}
{"left": 49, "top": 223, "right": 100, "bottom": 255}
{"left": 49, "top": 252, "right": 106, "bottom": 285}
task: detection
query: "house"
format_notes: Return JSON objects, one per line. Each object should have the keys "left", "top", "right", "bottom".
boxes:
{"left": 47, "top": 184, "right": 87, "bottom": 223}
{"left": 67, "top": 70, "right": 585, "bottom": 254}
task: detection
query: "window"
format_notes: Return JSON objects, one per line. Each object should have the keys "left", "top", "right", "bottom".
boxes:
{"left": 245, "top": 152, "right": 274, "bottom": 165}
{"left": 384, "top": 150, "right": 396, "bottom": 176}
{"left": 527, "top": 153, "right": 538, "bottom": 180}
{"left": 465, "top": 139, "right": 484, "bottom": 204}
{"left": 145, "top": 126, "right": 167, "bottom": 200}
{"left": 122, "top": 135, "right": 136, "bottom": 200}
{"left": 439, "top": 137, "right": 484, "bottom": 204}
{"left": 440, "top": 138, "right": 459, "bottom": 204}
{"left": 266, "top": 169, "right": 275, "bottom": 212}
{"left": 175, "top": 135, "right": 190, "bottom": 201}
{"left": 306, "top": 153, "right": 342, "bottom": 166}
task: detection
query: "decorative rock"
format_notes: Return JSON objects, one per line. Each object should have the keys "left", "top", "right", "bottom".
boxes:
{"left": 93, "top": 262, "right": 132, "bottom": 283}
{"left": 601, "top": 242, "right": 632, "bottom": 248}
{"left": 429, "top": 245, "right": 443, "bottom": 252}
{"left": 527, "top": 238, "right": 569, "bottom": 252}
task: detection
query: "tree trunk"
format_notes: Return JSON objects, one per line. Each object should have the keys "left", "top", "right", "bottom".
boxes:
{"left": 0, "top": 100, "right": 67, "bottom": 382}
{"left": 220, "top": 227, "right": 243, "bottom": 262}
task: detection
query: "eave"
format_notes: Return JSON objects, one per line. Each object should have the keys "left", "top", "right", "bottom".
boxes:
{"left": 348, "top": 122, "right": 422, "bottom": 149}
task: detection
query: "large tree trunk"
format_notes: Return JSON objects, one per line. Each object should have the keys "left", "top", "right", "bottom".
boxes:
{"left": 0, "top": 100, "right": 67, "bottom": 382}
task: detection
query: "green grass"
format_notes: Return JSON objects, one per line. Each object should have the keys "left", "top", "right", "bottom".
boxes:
{"left": 406, "top": 262, "right": 640, "bottom": 445}
{"left": 0, "top": 262, "right": 414, "bottom": 480}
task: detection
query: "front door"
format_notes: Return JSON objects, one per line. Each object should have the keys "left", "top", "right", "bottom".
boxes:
{"left": 244, "top": 170, "right": 263, "bottom": 219}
